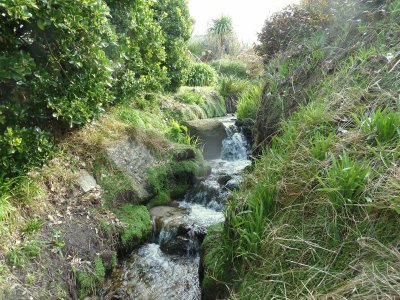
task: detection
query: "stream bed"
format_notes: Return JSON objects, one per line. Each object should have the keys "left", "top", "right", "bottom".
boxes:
{"left": 104, "top": 115, "right": 251, "bottom": 299}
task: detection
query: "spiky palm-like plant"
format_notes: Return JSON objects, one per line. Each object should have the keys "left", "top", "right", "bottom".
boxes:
{"left": 208, "top": 16, "right": 234, "bottom": 58}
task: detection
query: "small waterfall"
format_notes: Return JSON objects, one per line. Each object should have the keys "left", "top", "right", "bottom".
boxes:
{"left": 105, "top": 116, "right": 252, "bottom": 300}
{"left": 221, "top": 124, "right": 249, "bottom": 161}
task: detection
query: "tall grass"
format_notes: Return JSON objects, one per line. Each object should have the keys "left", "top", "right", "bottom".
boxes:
{"left": 319, "top": 152, "right": 371, "bottom": 205}
{"left": 355, "top": 108, "right": 400, "bottom": 143}
{"left": 236, "top": 82, "right": 263, "bottom": 120}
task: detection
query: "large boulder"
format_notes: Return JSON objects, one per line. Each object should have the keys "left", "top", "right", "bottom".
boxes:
{"left": 183, "top": 119, "right": 226, "bottom": 159}
{"left": 107, "top": 138, "right": 156, "bottom": 202}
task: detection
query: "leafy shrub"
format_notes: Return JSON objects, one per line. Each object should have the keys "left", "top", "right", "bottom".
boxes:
{"left": 153, "top": 0, "right": 192, "bottom": 91}
{"left": 0, "top": 0, "right": 193, "bottom": 183}
{"left": 167, "top": 120, "right": 195, "bottom": 145}
{"left": 186, "top": 63, "right": 217, "bottom": 86}
{"left": 256, "top": 4, "right": 329, "bottom": 60}
{"left": 355, "top": 108, "right": 400, "bottom": 143}
{"left": 106, "top": 0, "right": 168, "bottom": 101}
{"left": 0, "top": 127, "right": 54, "bottom": 181}
{"left": 211, "top": 59, "right": 248, "bottom": 79}
{"left": 319, "top": 152, "right": 371, "bottom": 205}
{"left": 0, "top": 0, "right": 115, "bottom": 127}
{"left": 236, "top": 82, "right": 263, "bottom": 120}
{"left": 175, "top": 91, "right": 205, "bottom": 106}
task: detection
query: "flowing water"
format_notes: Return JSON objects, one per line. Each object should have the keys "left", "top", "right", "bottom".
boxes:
{"left": 105, "top": 115, "right": 251, "bottom": 300}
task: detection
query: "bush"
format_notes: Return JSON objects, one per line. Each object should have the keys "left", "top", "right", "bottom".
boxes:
{"left": 186, "top": 63, "right": 217, "bottom": 86}
{"left": 0, "top": 127, "right": 54, "bottom": 181}
{"left": 0, "top": 0, "right": 115, "bottom": 127}
{"left": 153, "top": 0, "right": 192, "bottom": 91}
{"left": 256, "top": 4, "right": 329, "bottom": 60}
{"left": 211, "top": 59, "right": 248, "bottom": 79}
{"left": 0, "top": 0, "right": 193, "bottom": 183}
{"left": 106, "top": 0, "right": 168, "bottom": 101}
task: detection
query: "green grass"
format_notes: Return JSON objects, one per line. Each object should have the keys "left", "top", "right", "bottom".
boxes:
{"left": 6, "top": 240, "right": 41, "bottom": 268}
{"left": 310, "top": 132, "right": 334, "bottom": 160}
{"left": 93, "top": 163, "right": 140, "bottom": 206}
{"left": 210, "top": 59, "right": 248, "bottom": 79}
{"left": 355, "top": 108, "right": 400, "bottom": 144}
{"left": 203, "top": 1, "right": 400, "bottom": 298}
{"left": 236, "top": 82, "right": 263, "bottom": 120}
{"left": 22, "top": 218, "right": 43, "bottom": 236}
{"left": 76, "top": 257, "right": 105, "bottom": 298}
{"left": 319, "top": 152, "right": 371, "bottom": 205}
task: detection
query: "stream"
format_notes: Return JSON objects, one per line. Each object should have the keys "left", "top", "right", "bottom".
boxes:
{"left": 104, "top": 115, "right": 251, "bottom": 299}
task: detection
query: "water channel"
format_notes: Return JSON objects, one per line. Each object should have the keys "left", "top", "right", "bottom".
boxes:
{"left": 105, "top": 116, "right": 251, "bottom": 299}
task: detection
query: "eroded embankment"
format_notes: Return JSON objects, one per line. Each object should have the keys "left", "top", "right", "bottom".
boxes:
{"left": 0, "top": 87, "right": 226, "bottom": 299}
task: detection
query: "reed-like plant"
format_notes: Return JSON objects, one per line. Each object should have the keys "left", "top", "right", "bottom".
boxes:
{"left": 319, "top": 152, "right": 371, "bottom": 205}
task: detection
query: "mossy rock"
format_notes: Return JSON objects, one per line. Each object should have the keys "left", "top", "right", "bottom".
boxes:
{"left": 113, "top": 204, "right": 152, "bottom": 254}
{"left": 147, "top": 147, "right": 210, "bottom": 207}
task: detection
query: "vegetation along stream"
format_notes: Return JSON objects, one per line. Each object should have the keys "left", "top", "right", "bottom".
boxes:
{"left": 103, "top": 116, "right": 251, "bottom": 299}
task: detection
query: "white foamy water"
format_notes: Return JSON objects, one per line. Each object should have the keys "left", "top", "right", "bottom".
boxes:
{"left": 106, "top": 116, "right": 251, "bottom": 299}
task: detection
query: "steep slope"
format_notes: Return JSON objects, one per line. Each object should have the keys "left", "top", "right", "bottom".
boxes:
{"left": 202, "top": 0, "right": 400, "bottom": 298}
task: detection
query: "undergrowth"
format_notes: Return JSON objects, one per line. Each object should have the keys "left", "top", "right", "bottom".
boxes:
{"left": 203, "top": 0, "right": 400, "bottom": 298}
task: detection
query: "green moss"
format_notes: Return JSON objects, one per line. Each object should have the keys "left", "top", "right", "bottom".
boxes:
{"left": 113, "top": 204, "right": 151, "bottom": 251}
{"left": 76, "top": 257, "right": 105, "bottom": 299}
{"left": 147, "top": 154, "right": 210, "bottom": 208}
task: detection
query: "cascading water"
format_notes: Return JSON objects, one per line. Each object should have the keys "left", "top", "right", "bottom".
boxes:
{"left": 105, "top": 116, "right": 251, "bottom": 299}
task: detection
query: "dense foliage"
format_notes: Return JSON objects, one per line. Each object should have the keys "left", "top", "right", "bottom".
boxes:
{"left": 186, "top": 63, "right": 217, "bottom": 86}
{"left": 0, "top": 0, "right": 192, "bottom": 183}
{"left": 256, "top": 2, "right": 329, "bottom": 60}
{"left": 153, "top": 0, "right": 193, "bottom": 91}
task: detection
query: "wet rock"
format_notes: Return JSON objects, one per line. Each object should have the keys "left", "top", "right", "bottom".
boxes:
{"left": 183, "top": 119, "right": 226, "bottom": 159}
{"left": 217, "top": 174, "right": 232, "bottom": 186}
{"left": 226, "top": 179, "right": 240, "bottom": 191}
{"left": 111, "top": 288, "right": 128, "bottom": 299}
{"left": 160, "top": 236, "right": 197, "bottom": 256}
{"left": 77, "top": 169, "right": 97, "bottom": 193}
{"left": 150, "top": 206, "right": 188, "bottom": 235}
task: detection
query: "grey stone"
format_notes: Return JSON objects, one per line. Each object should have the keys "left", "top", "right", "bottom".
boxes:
{"left": 77, "top": 169, "right": 97, "bottom": 193}
{"left": 107, "top": 138, "right": 156, "bottom": 202}
{"left": 183, "top": 119, "right": 226, "bottom": 159}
